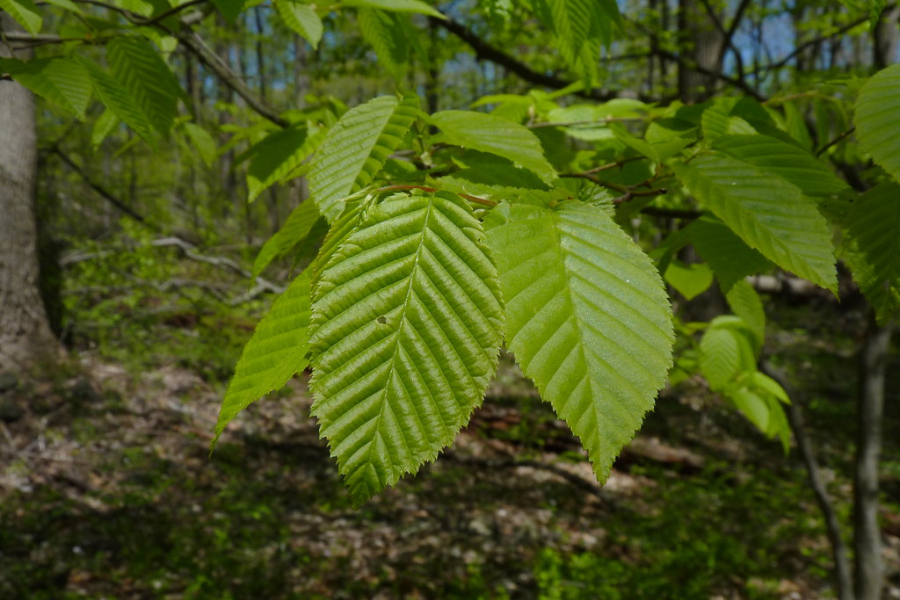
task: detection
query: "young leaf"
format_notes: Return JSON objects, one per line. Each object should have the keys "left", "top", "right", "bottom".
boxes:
{"left": 686, "top": 215, "right": 771, "bottom": 294}
{"left": 254, "top": 199, "right": 324, "bottom": 277}
{"left": 855, "top": 62, "right": 900, "bottom": 182}
{"left": 845, "top": 182, "right": 900, "bottom": 323}
{"left": 0, "top": 57, "right": 91, "bottom": 119}
{"left": 430, "top": 110, "right": 557, "bottom": 184}
{"left": 750, "top": 371, "right": 789, "bottom": 404}
{"left": 701, "top": 103, "right": 755, "bottom": 141}
{"left": 308, "top": 193, "right": 504, "bottom": 503}
{"left": 214, "top": 271, "right": 313, "bottom": 444}
{"left": 548, "top": 0, "right": 593, "bottom": 69}
{"left": 700, "top": 326, "right": 745, "bottom": 391}
{"left": 0, "top": 0, "right": 42, "bottom": 35}
{"left": 108, "top": 38, "right": 183, "bottom": 135}
{"left": 358, "top": 8, "right": 408, "bottom": 78}
{"left": 183, "top": 122, "right": 217, "bottom": 168}
{"left": 275, "top": 0, "right": 323, "bottom": 49}
{"left": 211, "top": 0, "right": 245, "bottom": 22}
{"left": 79, "top": 58, "right": 157, "bottom": 144}
{"left": 731, "top": 388, "right": 769, "bottom": 432}
{"left": 782, "top": 101, "right": 813, "bottom": 151}
{"left": 725, "top": 279, "right": 765, "bottom": 351}
{"left": 343, "top": 0, "right": 444, "bottom": 18}
{"left": 664, "top": 260, "right": 714, "bottom": 301}
{"left": 247, "top": 126, "right": 324, "bottom": 202}
{"left": 713, "top": 134, "right": 848, "bottom": 197}
{"left": 486, "top": 201, "right": 674, "bottom": 482}
{"left": 91, "top": 109, "right": 119, "bottom": 149}
{"left": 309, "top": 95, "right": 420, "bottom": 222}
{"left": 674, "top": 153, "right": 837, "bottom": 293}
{"left": 42, "top": 0, "right": 84, "bottom": 15}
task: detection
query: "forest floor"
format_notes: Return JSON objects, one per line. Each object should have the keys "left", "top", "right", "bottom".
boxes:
{"left": 1, "top": 303, "right": 899, "bottom": 600}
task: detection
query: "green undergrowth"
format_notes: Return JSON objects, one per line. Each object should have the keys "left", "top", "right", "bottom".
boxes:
{"left": 7, "top": 247, "right": 893, "bottom": 599}
{"left": 61, "top": 224, "right": 263, "bottom": 381}
{"left": 1, "top": 396, "right": 836, "bottom": 600}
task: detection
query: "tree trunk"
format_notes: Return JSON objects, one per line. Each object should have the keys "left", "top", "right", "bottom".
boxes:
{"left": 0, "top": 13, "right": 61, "bottom": 373}
{"left": 874, "top": 5, "right": 900, "bottom": 70}
{"left": 853, "top": 312, "right": 892, "bottom": 600}
{"left": 677, "top": 0, "right": 724, "bottom": 102}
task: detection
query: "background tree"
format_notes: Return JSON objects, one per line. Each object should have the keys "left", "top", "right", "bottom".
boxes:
{"left": 0, "top": 13, "right": 60, "bottom": 374}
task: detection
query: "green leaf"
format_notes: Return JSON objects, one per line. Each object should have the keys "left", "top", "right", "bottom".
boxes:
{"left": 664, "top": 260, "right": 713, "bottom": 301}
{"left": 308, "top": 193, "right": 504, "bottom": 503}
{"left": 731, "top": 388, "right": 769, "bottom": 432}
{"left": 869, "top": 0, "right": 888, "bottom": 28}
{"left": 118, "top": 0, "right": 168, "bottom": 17}
{"left": 210, "top": 0, "right": 245, "bottom": 22}
{"left": 309, "top": 95, "right": 419, "bottom": 222}
{"left": 184, "top": 122, "right": 217, "bottom": 168}
{"left": 713, "top": 134, "right": 848, "bottom": 197}
{"left": 358, "top": 8, "right": 408, "bottom": 78}
{"left": 700, "top": 326, "right": 744, "bottom": 391}
{"left": 486, "top": 201, "right": 673, "bottom": 481}
{"left": 725, "top": 279, "right": 765, "bottom": 351}
{"left": 91, "top": 109, "right": 119, "bottom": 149}
{"left": 674, "top": 153, "right": 837, "bottom": 293}
{"left": 855, "top": 62, "right": 900, "bottom": 182}
{"left": 845, "top": 182, "right": 900, "bottom": 323}
{"left": 79, "top": 58, "right": 157, "bottom": 144}
{"left": 0, "top": 0, "right": 42, "bottom": 34}
{"left": 686, "top": 215, "right": 771, "bottom": 293}
{"left": 750, "top": 371, "right": 789, "bottom": 404}
{"left": 611, "top": 123, "right": 662, "bottom": 161}
{"left": 214, "top": 271, "right": 312, "bottom": 444}
{"left": 701, "top": 103, "right": 755, "bottom": 141}
{"left": 764, "top": 396, "right": 791, "bottom": 453}
{"left": 549, "top": 0, "right": 593, "bottom": 69}
{"left": 42, "top": 0, "right": 84, "bottom": 15}
{"left": 0, "top": 57, "right": 91, "bottom": 119}
{"left": 275, "top": 0, "right": 323, "bottom": 49}
{"left": 431, "top": 110, "right": 557, "bottom": 184}
{"left": 108, "top": 38, "right": 183, "bottom": 135}
{"left": 783, "top": 101, "right": 813, "bottom": 151}
{"left": 310, "top": 198, "right": 367, "bottom": 293}
{"left": 254, "top": 199, "right": 324, "bottom": 277}
{"left": 343, "top": 0, "right": 444, "bottom": 18}
{"left": 247, "top": 126, "right": 324, "bottom": 202}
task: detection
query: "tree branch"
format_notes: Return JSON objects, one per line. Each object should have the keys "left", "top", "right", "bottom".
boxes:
{"left": 759, "top": 359, "right": 855, "bottom": 600}
{"left": 432, "top": 16, "right": 619, "bottom": 101}
{"left": 654, "top": 48, "right": 764, "bottom": 101}
{"left": 718, "top": 0, "right": 753, "bottom": 71}
{"left": 175, "top": 28, "right": 288, "bottom": 128}
{"left": 49, "top": 147, "right": 153, "bottom": 227}
{"left": 750, "top": 11, "right": 881, "bottom": 77}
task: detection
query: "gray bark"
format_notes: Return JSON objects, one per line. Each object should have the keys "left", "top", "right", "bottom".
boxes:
{"left": 874, "top": 6, "right": 900, "bottom": 70}
{"left": 0, "top": 13, "right": 60, "bottom": 373}
{"left": 853, "top": 313, "right": 892, "bottom": 600}
{"left": 677, "top": 0, "right": 724, "bottom": 101}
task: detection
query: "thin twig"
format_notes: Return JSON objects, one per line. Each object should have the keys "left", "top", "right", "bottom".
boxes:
{"left": 760, "top": 359, "right": 855, "bottom": 600}
{"left": 377, "top": 184, "right": 497, "bottom": 207}
{"left": 749, "top": 12, "right": 880, "bottom": 77}
{"left": 613, "top": 187, "right": 668, "bottom": 205}
{"left": 529, "top": 116, "right": 647, "bottom": 129}
{"left": 49, "top": 147, "right": 152, "bottom": 226}
{"left": 816, "top": 127, "right": 855, "bottom": 157}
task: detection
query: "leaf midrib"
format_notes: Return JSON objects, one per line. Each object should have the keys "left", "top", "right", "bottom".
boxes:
{"left": 356, "top": 200, "right": 435, "bottom": 487}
